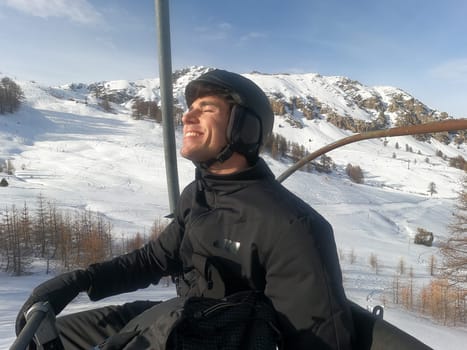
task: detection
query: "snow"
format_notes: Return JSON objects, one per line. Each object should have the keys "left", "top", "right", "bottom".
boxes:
{"left": 1, "top": 75, "right": 467, "bottom": 349}
{"left": 246, "top": 72, "right": 377, "bottom": 121}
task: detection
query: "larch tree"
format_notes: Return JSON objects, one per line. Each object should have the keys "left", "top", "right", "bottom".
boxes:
{"left": 440, "top": 178, "right": 467, "bottom": 287}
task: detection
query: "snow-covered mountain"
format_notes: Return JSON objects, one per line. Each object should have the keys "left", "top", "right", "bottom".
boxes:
{"left": 1, "top": 67, "right": 467, "bottom": 348}
{"left": 12, "top": 66, "right": 466, "bottom": 198}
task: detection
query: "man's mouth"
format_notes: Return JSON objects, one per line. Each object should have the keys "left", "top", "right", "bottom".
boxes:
{"left": 185, "top": 131, "right": 202, "bottom": 137}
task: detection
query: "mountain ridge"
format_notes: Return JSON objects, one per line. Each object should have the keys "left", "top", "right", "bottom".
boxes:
{"left": 59, "top": 66, "right": 454, "bottom": 123}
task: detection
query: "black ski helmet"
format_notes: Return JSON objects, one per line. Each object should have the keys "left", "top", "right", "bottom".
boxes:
{"left": 184, "top": 69, "right": 274, "bottom": 165}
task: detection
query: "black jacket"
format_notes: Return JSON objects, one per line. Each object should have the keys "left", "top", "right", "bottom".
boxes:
{"left": 86, "top": 158, "right": 354, "bottom": 349}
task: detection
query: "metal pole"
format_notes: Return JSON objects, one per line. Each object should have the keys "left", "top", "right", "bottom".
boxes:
{"left": 155, "top": 0, "right": 180, "bottom": 212}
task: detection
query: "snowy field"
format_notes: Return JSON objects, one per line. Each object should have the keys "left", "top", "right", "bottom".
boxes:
{"left": 1, "top": 78, "right": 467, "bottom": 349}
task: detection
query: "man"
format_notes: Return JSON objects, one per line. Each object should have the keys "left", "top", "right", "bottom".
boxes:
{"left": 16, "top": 69, "right": 354, "bottom": 349}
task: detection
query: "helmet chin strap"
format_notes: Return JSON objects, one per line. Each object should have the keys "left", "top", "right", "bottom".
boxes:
{"left": 196, "top": 144, "right": 234, "bottom": 170}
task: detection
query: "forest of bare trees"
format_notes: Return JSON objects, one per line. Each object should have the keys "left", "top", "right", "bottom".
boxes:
{"left": 387, "top": 180, "right": 467, "bottom": 326}
{"left": 0, "top": 194, "right": 166, "bottom": 276}
{"left": 262, "top": 133, "right": 332, "bottom": 173}
{"left": 131, "top": 97, "right": 162, "bottom": 122}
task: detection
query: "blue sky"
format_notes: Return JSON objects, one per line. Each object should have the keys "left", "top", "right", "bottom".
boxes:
{"left": 1, "top": 0, "right": 466, "bottom": 117}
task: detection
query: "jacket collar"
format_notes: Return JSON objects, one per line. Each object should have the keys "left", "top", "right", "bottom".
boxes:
{"left": 195, "top": 158, "right": 275, "bottom": 191}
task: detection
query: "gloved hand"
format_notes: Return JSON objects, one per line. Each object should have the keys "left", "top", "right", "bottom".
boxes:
{"left": 15, "top": 269, "right": 91, "bottom": 336}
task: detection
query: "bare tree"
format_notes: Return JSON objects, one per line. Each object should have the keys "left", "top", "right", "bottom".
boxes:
{"left": 126, "top": 232, "right": 145, "bottom": 252}
{"left": 440, "top": 178, "right": 467, "bottom": 286}
{"left": 150, "top": 218, "right": 168, "bottom": 240}
{"left": 2, "top": 205, "right": 31, "bottom": 275}
{"left": 348, "top": 248, "right": 357, "bottom": 265}
{"left": 369, "top": 253, "right": 379, "bottom": 274}
{"left": 19, "top": 203, "right": 33, "bottom": 273}
{"left": 398, "top": 256, "right": 406, "bottom": 275}
{"left": 428, "top": 254, "right": 436, "bottom": 276}
{"left": 59, "top": 212, "right": 73, "bottom": 270}
{"left": 73, "top": 210, "right": 113, "bottom": 267}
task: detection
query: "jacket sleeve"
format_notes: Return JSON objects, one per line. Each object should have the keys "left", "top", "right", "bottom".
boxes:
{"left": 263, "top": 215, "right": 354, "bottom": 350}
{"left": 85, "top": 219, "right": 184, "bottom": 301}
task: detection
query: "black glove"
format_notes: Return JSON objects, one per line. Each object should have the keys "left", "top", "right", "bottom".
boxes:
{"left": 15, "top": 269, "right": 91, "bottom": 336}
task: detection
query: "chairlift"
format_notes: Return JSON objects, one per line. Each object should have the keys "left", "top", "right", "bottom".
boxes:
{"left": 11, "top": 0, "right": 467, "bottom": 348}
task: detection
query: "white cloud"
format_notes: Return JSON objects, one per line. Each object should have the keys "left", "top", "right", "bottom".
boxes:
{"left": 194, "top": 21, "right": 232, "bottom": 41}
{"left": 430, "top": 58, "right": 467, "bottom": 82}
{"left": 218, "top": 22, "right": 232, "bottom": 31}
{"left": 240, "top": 31, "right": 266, "bottom": 42}
{"left": 3, "top": 0, "right": 102, "bottom": 24}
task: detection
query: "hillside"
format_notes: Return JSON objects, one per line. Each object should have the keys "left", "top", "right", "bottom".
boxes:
{"left": 5, "top": 66, "right": 467, "bottom": 201}
{"left": 1, "top": 68, "right": 467, "bottom": 348}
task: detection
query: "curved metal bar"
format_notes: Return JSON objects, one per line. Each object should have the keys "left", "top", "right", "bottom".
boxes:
{"left": 276, "top": 119, "right": 467, "bottom": 183}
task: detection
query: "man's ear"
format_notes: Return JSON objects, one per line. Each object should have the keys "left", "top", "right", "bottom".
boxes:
{"left": 227, "top": 105, "right": 262, "bottom": 146}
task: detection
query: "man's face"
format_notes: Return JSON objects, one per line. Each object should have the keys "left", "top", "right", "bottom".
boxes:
{"left": 181, "top": 95, "right": 230, "bottom": 162}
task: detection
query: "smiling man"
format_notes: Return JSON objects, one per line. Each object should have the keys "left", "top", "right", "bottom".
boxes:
{"left": 16, "top": 69, "right": 354, "bottom": 349}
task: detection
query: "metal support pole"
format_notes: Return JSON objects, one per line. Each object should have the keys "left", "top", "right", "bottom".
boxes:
{"left": 155, "top": 0, "right": 180, "bottom": 212}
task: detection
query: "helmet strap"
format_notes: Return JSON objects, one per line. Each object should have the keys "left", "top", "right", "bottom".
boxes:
{"left": 197, "top": 144, "right": 234, "bottom": 170}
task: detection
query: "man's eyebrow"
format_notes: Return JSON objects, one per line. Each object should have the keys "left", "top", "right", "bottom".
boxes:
{"left": 198, "top": 100, "right": 222, "bottom": 108}
{"left": 188, "top": 100, "right": 215, "bottom": 111}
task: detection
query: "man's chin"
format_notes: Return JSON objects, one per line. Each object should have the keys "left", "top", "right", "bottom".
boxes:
{"left": 180, "top": 150, "right": 208, "bottom": 163}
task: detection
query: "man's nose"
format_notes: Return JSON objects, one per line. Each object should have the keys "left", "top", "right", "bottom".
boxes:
{"left": 182, "top": 109, "right": 199, "bottom": 124}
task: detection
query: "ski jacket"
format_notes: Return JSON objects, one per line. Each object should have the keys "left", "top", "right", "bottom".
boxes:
{"left": 86, "top": 158, "right": 354, "bottom": 349}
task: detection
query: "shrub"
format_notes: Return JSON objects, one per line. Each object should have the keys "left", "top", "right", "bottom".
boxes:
{"left": 346, "top": 163, "right": 364, "bottom": 184}
{"left": 449, "top": 155, "right": 466, "bottom": 171}
{"left": 0, "top": 178, "right": 8, "bottom": 187}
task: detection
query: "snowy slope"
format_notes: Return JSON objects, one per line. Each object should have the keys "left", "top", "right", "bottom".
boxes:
{"left": 1, "top": 71, "right": 466, "bottom": 349}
